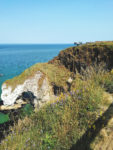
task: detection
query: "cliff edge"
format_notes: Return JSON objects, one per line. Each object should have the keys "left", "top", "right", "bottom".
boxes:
{"left": 1, "top": 41, "right": 113, "bottom": 109}
{"left": 1, "top": 63, "right": 72, "bottom": 108}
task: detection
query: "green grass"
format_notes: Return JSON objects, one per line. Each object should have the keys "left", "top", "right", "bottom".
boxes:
{"left": 0, "top": 113, "right": 9, "bottom": 124}
{"left": 1, "top": 64, "right": 112, "bottom": 150}
{"left": 99, "top": 70, "right": 113, "bottom": 93}
{"left": 4, "top": 63, "right": 72, "bottom": 92}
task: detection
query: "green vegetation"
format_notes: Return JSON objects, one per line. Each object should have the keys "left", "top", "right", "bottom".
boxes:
{"left": 99, "top": 70, "right": 113, "bottom": 93}
{"left": 5, "top": 63, "right": 72, "bottom": 92}
{"left": 1, "top": 63, "right": 113, "bottom": 150}
{"left": 0, "top": 113, "right": 9, "bottom": 124}
{"left": 21, "top": 104, "right": 34, "bottom": 117}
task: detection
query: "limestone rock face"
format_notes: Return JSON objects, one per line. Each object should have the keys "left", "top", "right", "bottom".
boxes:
{"left": 1, "top": 71, "right": 53, "bottom": 107}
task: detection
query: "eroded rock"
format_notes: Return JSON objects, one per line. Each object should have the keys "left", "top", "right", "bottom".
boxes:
{"left": 1, "top": 71, "right": 54, "bottom": 109}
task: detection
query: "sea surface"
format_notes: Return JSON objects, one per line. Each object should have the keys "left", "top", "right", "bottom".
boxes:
{"left": 0, "top": 44, "right": 74, "bottom": 99}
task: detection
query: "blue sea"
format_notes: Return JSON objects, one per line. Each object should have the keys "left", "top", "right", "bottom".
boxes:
{"left": 0, "top": 44, "right": 74, "bottom": 99}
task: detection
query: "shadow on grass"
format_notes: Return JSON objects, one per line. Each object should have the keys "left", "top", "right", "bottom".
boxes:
{"left": 0, "top": 91, "right": 36, "bottom": 142}
{"left": 0, "top": 108, "right": 22, "bottom": 143}
{"left": 70, "top": 103, "right": 113, "bottom": 150}
{"left": 0, "top": 91, "right": 37, "bottom": 143}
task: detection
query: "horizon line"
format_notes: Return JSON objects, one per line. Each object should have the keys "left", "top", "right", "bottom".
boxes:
{"left": 0, "top": 43, "right": 74, "bottom": 45}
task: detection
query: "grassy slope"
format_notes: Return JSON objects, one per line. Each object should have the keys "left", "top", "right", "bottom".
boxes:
{"left": 1, "top": 66, "right": 113, "bottom": 150}
{"left": 4, "top": 63, "right": 72, "bottom": 92}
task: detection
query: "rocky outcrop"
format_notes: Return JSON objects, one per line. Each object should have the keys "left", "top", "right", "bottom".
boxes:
{"left": 1, "top": 71, "right": 54, "bottom": 108}
{"left": 1, "top": 63, "right": 72, "bottom": 109}
{"left": 49, "top": 42, "right": 113, "bottom": 73}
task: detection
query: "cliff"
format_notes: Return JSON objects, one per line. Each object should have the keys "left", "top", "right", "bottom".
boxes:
{"left": 1, "top": 41, "right": 113, "bottom": 109}
{"left": 1, "top": 63, "right": 72, "bottom": 108}
{"left": 49, "top": 41, "right": 113, "bottom": 72}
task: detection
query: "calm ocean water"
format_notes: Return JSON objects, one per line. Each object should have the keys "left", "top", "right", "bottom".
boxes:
{"left": 0, "top": 44, "right": 74, "bottom": 99}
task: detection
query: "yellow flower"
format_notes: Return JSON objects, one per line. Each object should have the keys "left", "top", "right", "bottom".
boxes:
{"left": 89, "top": 125, "right": 91, "bottom": 128}
{"left": 60, "top": 92, "right": 64, "bottom": 99}
{"left": 111, "top": 69, "right": 113, "bottom": 74}
{"left": 100, "top": 111, "right": 103, "bottom": 116}
{"left": 93, "top": 125, "right": 96, "bottom": 130}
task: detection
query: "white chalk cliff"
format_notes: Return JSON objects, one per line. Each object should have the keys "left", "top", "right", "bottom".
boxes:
{"left": 1, "top": 71, "right": 54, "bottom": 108}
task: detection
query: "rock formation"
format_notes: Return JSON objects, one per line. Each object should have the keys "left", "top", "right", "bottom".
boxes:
{"left": 1, "top": 71, "right": 53, "bottom": 108}
{"left": 49, "top": 41, "right": 113, "bottom": 73}
{"left": 1, "top": 63, "right": 71, "bottom": 109}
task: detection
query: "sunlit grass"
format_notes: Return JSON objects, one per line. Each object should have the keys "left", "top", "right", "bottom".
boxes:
{"left": 1, "top": 41, "right": 113, "bottom": 149}
{"left": 1, "top": 63, "right": 113, "bottom": 150}
{"left": 5, "top": 63, "right": 72, "bottom": 92}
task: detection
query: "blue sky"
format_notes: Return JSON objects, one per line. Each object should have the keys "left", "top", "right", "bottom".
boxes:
{"left": 0, "top": 0, "right": 113, "bottom": 43}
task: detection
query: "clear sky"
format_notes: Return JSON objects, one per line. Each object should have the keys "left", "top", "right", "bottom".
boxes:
{"left": 0, "top": 0, "right": 113, "bottom": 43}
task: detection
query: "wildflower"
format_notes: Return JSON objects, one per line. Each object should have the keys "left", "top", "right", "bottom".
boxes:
{"left": 93, "top": 125, "right": 96, "bottom": 130}
{"left": 73, "top": 91, "right": 76, "bottom": 95}
{"left": 59, "top": 101, "right": 63, "bottom": 106}
{"left": 111, "top": 69, "right": 113, "bottom": 74}
{"left": 61, "top": 99, "right": 64, "bottom": 103}
{"left": 76, "top": 90, "right": 79, "bottom": 93}
{"left": 51, "top": 102, "right": 56, "bottom": 108}
{"left": 89, "top": 125, "right": 91, "bottom": 128}
{"left": 51, "top": 104, "right": 53, "bottom": 107}
{"left": 100, "top": 111, "right": 103, "bottom": 116}
{"left": 70, "top": 91, "right": 73, "bottom": 96}
{"left": 60, "top": 92, "right": 64, "bottom": 98}
{"left": 82, "top": 89, "right": 85, "bottom": 93}
{"left": 64, "top": 93, "right": 68, "bottom": 98}
{"left": 78, "top": 96, "right": 82, "bottom": 100}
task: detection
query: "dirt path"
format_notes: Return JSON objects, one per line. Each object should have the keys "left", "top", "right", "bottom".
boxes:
{"left": 92, "top": 93, "right": 113, "bottom": 150}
